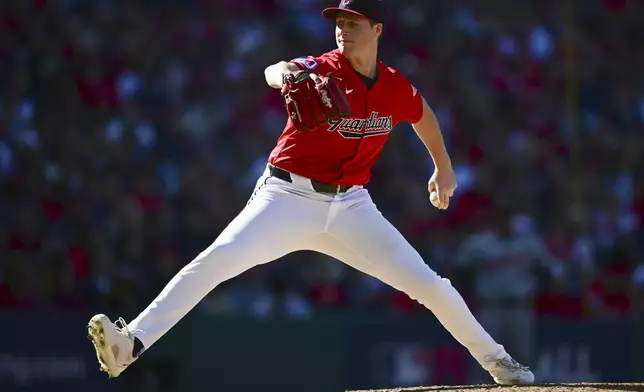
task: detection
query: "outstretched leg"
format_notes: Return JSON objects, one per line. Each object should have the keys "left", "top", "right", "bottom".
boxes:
{"left": 87, "top": 174, "right": 330, "bottom": 378}
{"left": 320, "top": 189, "right": 535, "bottom": 385}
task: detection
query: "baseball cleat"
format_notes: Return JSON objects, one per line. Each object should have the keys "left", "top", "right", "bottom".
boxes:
{"left": 485, "top": 354, "right": 535, "bottom": 385}
{"left": 87, "top": 314, "right": 136, "bottom": 378}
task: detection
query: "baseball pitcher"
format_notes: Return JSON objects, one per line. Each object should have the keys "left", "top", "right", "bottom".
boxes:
{"left": 87, "top": 0, "right": 534, "bottom": 385}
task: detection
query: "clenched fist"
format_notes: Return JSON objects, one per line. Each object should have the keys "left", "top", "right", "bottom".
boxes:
{"left": 428, "top": 166, "right": 457, "bottom": 210}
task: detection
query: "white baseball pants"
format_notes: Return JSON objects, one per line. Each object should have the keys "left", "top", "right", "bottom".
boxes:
{"left": 128, "top": 165, "right": 507, "bottom": 367}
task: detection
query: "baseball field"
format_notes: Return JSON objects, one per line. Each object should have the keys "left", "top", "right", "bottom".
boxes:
{"left": 349, "top": 383, "right": 644, "bottom": 392}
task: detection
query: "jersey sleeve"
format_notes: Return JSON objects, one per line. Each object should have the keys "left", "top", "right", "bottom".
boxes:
{"left": 396, "top": 75, "right": 424, "bottom": 124}
{"left": 289, "top": 55, "right": 333, "bottom": 74}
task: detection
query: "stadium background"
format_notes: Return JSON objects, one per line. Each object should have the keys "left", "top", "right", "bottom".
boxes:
{"left": 0, "top": 0, "right": 643, "bottom": 391}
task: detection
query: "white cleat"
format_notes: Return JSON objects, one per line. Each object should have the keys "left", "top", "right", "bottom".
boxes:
{"left": 485, "top": 354, "right": 535, "bottom": 385}
{"left": 87, "top": 314, "right": 137, "bottom": 378}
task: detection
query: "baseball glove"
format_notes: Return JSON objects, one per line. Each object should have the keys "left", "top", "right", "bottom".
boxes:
{"left": 281, "top": 71, "right": 351, "bottom": 131}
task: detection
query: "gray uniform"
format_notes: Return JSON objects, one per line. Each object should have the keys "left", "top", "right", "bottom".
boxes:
{"left": 455, "top": 229, "right": 555, "bottom": 364}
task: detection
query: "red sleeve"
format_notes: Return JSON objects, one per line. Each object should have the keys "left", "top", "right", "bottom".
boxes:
{"left": 397, "top": 75, "right": 423, "bottom": 124}
{"left": 288, "top": 55, "right": 333, "bottom": 74}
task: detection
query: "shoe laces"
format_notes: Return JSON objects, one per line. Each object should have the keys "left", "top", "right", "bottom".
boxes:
{"left": 497, "top": 356, "right": 529, "bottom": 371}
{"left": 114, "top": 317, "right": 133, "bottom": 340}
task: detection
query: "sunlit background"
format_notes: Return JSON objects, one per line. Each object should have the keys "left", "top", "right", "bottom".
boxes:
{"left": 1, "top": 1, "right": 643, "bottom": 391}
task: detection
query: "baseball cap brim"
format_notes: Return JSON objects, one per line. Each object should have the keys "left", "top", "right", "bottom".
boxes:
{"left": 322, "top": 7, "right": 370, "bottom": 21}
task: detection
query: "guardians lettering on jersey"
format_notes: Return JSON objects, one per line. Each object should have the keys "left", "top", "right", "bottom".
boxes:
{"left": 327, "top": 111, "right": 393, "bottom": 139}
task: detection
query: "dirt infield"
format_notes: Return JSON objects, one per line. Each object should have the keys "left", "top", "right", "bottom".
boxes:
{"left": 348, "top": 383, "right": 644, "bottom": 392}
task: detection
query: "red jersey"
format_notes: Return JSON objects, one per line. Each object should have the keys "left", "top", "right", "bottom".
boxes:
{"left": 268, "top": 49, "right": 423, "bottom": 186}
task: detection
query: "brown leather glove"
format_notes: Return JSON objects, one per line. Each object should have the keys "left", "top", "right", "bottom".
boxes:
{"left": 281, "top": 71, "right": 351, "bottom": 131}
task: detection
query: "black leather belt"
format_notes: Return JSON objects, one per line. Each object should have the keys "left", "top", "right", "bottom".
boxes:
{"left": 268, "top": 165, "right": 351, "bottom": 194}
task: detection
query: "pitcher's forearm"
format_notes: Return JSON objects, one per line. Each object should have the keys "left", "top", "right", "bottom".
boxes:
{"left": 264, "top": 61, "right": 301, "bottom": 89}
{"left": 412, "top": 98, "right": 452, "bottom": 169}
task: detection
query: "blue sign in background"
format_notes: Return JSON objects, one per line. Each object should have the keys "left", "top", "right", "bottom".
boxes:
{"left": 0, "top": 311, "right": 125, "bottom": 392}
{"left": 1, "top": 312, "right": 642, "bottom": 392}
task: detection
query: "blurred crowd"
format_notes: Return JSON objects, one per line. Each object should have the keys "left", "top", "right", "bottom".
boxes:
{"left": 0, "top": 0, "right": 643, "bottom": 323}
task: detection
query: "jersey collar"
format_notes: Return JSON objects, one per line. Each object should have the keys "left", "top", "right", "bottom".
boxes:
{"left": 331, "top": 49, "right": 381, "bottom": 79}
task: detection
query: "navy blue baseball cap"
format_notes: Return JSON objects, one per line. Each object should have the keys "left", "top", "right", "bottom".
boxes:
{"left": 322, "top": 0, "right": 386, "bottom": 25}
